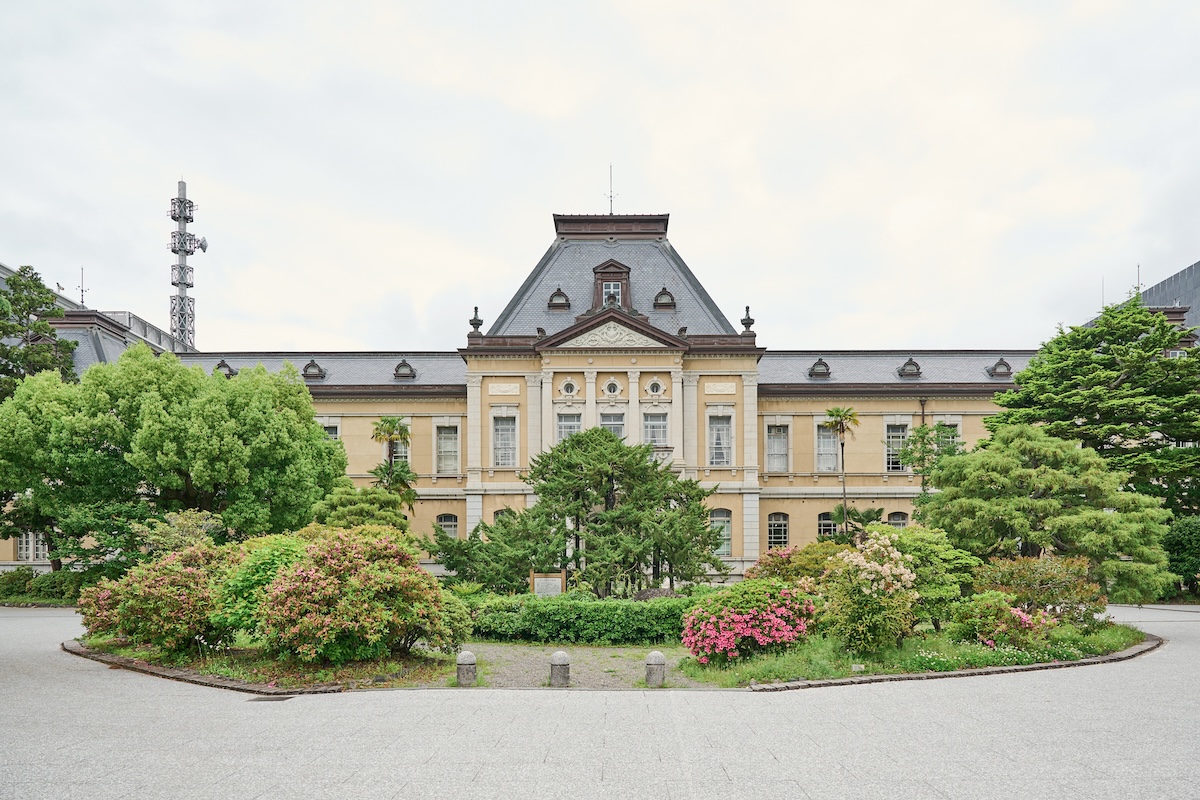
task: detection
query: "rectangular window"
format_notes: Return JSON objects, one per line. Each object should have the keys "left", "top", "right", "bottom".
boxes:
{"left": 600, "top": 413, "right": 625, "bottom": 438}
{"left": 493, "top": 417, "right": 516, "bottom": 468}
{"left": 436, "top": 426, "right": 459, "bottom": 474}
{"left": 322, "top": 425, "right": 340, "bottom": 440}
{"left": 557, "top": 413, "right": 581, "bottom": 443}
{"left": 708, "top": 416, "right": 732, "bottom": 467}
{"left": 17, "top": 532, "right": 48, "bottom": 561}
{"left": 767, "top": 514, "right": 789, "bottom": 549}
{"left": 766, "top": 425, "right": 788, "bottom": 473}
{"left": 390, "top": 439, "right": 409, "bottom": 466}
{"left": 643, "top": 413, "right": 668, "bottom": 446}
{"left": 602, "top": 281, "right": 621, "bottom": 305}
{"left": 886, "top": 424, "right": 908, "bottom": 472}
{"left": 816, "top": 425, "right": 839, "bottom": 472}
{"left": 710, "top": 509, "right": 733, "bottom": 557}
{"left": 436, "top": 514, "right": 459, "bottom": 538}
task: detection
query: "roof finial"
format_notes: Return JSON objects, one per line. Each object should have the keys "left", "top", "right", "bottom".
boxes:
{"left": 469, "top": 306, "right": 483, "bottom": 332}
{"left": 741, "top": 305, "right": 755, "bottom": 332}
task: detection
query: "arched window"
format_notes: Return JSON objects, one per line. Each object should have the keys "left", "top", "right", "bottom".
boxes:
{"left": 710, "top": 509, "right": 732, "bottom": 556}
{"left": 888, "top": 511, "right": 909, "bottom": 529}
{"left": 767, "top": 512, "right": 789, "bottom": 549}
{"left": 817, "top": 512, "right": 837, "bottom": 539}
{"left": 494, "top": 508, "right": 514, "bottom": 523}
{"left": 436, "top": 514, "right": 458, "bottom": 539}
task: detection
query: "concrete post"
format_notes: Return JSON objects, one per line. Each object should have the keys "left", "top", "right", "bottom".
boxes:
{"left": 456, "top": 651, "right": 476, "bottom": 686}
{"left": 646, "top": 651, "right": 666, "bottom": 688}
{"left": 550, "top": 650, "right": 570, "bottom": 687}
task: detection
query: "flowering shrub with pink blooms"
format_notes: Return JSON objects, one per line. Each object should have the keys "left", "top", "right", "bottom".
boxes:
{"left": 824, "top": 529, "right": 919, "bottom": 653}
{"left": 257, "top": 530, "right": 469, "bottom": 664}
{"left": 681, "top": 579, "right": 817, "bottom": 665}
{"left": 947, "top": 590, "right": 1058, "bottom": 650}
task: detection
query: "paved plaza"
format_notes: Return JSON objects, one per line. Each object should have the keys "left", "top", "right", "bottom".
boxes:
{"left": 1, "top": 605, "right": 1197, "bottom": 800}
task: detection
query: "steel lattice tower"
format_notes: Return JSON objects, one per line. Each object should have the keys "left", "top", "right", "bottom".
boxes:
{"left": 169, "top": 180, "right": 206, "bottom": 347}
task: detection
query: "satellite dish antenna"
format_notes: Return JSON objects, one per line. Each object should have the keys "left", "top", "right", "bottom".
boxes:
{"left": 197, "top": 237, "right": 208, "bottom": 253}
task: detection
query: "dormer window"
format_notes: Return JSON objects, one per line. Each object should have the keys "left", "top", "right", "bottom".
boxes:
{"left": 394, "top": 359, "right": 416, "bottom": 380}
{"left": 897, "top": 358, "right": 922, "bottom": 378}
{"left": 591, "top": 260, "right": 632, "bottom": 311}
{"left": 302, "top": 359, "right": 326, "bottom": 380}
{"left": 548, "top": 287, "right": 570, "bottom": 310}
{"left": 603, "top": 282, "right": 621, "bottom": 306}
{"left": 807, "top": 358, "right": 831, "bottom": 379}
{"left": 986, "top": 357, "right": 1012, "bottom": 378}
{"left": 214, "top": 359, "right": 238, "bottom": 379}
{"left": 653, "top": 287, "right": 675, "bottom": 310}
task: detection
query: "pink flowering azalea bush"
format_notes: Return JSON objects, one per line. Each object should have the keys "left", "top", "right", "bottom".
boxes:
{"left": 824, "top": 529, "right": 919, "bottom": 654}
{"left": 258, "top": 530, "right": 470, "bottom": 664}
{"left": 78, "top": 542, "right": 238, "bottom": 652}
{"left": 681, "top": 579, "right": 817, "bottom": 666}
{"left": 947, "top": 590, "right": 1058, "bottom": 649}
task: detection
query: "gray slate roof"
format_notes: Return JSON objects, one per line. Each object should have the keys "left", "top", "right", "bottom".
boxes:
{"left": 175, "top": 352, "right": 466, "bottom": 386}
{"left": 759, "top": 350, "right": 1036, "bottom": 386}
{"left": 1141, "top": 258, "right": 1200, "bottom": 330}
{"left": 489, "top": 238, "right": 736, "bottom": 337}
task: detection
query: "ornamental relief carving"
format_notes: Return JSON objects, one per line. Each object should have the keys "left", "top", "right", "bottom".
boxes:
{"left": 560, "top": 322, "right": 664, "bottom": 349}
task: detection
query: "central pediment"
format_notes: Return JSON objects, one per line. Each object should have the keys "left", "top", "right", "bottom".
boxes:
{"left": 560, "top": 321, "right": 664, "bottom": 348}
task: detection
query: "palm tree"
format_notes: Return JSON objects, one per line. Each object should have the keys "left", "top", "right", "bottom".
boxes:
{"left": 823, "top": 407, "right": 860, "bottom": 539}
{"left": 371, "top": 416, "right": 418, "bottom": 512}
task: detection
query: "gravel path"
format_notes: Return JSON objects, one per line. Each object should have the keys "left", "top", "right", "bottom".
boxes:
{"left": 419, "top": 641, "right": 708, "bottom": 689}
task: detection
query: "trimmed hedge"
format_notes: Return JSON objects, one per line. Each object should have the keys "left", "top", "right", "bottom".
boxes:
{"left": 470, "top": 594, "right": 692, "bottom": 644}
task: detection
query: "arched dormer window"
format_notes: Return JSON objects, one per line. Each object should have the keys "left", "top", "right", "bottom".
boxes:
{"left": 986, "top": 357, "right": 1012, "bottom": 378}
{"left": 897, "top": 358, "right": 922, "bottom": 378}
{"left": 214, "top": 359, "right": 238, "bottom": 379}
{"left": 808, "top": 358, "right": 831, "bottom": 379}
{"left": 394, "top": 359, "right": 416, "bottom": 380}
{"left": 653, "top": 287, "right": 676, "bottom": 310}
{"left": 548, "top": 287, "right": 571, "bottom": 310}
{"left": 302, "top": 359, "right": 326, "bottom": 380}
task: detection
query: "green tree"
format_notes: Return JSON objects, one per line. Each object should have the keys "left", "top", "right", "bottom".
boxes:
{"left": 990, "top": 295, "right": 1200, "bottom": 514}
{"left": 825, "top": 504, "right": 884, "bottom": 544}
{"left": 312, "top": 482, "right": 410, "bottom": 530}
{"left": 889, "top": 523, "right": 981, "bottom": 631}
{"left": 1162, "top": 516, "right": 1200, "bottom": 594}
{"left": 369, "top": 416, "right": 419, "bottom": 511}
{"left": 0, "top": 344, "right": 346, "bottom": 570}
{"left": 823, "top": 407, "right": 860, "bottom": 537}
{"left": 919, "top": 424, "right": 1175, "bottom": 603}
{"left": 898, "top": 422, "right": 964, "bottom": 495}
{"left": 0, "top": 266, "right": 77, "bottom": 401}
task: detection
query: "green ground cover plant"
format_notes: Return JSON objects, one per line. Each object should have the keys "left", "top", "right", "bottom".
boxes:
{"left": 468, "top": 593, "right": 692, "bottom": 644}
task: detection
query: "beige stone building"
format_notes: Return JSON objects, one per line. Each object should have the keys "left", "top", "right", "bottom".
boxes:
{"left": 0, "top": 214, "right": 1034, "bottom": 575}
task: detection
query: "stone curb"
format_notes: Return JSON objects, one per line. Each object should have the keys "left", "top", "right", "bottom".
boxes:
{"left": 747, "top": 634, "right": 1165, "bottom": 692}
{"left": 61, "top": 640, "right": 345, "bottom": 696}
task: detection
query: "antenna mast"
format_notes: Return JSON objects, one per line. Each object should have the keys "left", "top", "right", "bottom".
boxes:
{"left": 605, "top": 163, "right": 618, "bottom": 215}
{"left": 168, "top": 180, "right": 207, "bottom": 348}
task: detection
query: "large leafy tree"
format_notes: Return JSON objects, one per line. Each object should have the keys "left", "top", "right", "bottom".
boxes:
{"left": 0, "top": 265, "right": 77, "bottom": 400}
{"left": 918, "top": 425, "right": 1175, "bottom": 603}
{"left": 427, "top": 427, "right": 729, "bottom": 595}
{"left": 0, "top": 344, "right": 346, "bottom": 570}
{"left": 990, "top": 296, "right": 1200, "bottom": 514}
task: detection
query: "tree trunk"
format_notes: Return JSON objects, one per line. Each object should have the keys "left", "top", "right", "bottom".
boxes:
{"left": 840, "top": 439, "right": 850, "bottom": 537}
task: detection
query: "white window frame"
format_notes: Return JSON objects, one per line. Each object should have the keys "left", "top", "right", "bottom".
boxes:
{"left": 708, "top": 415, "right": 733, "bottom": 467}
{"left": 436, "top": 514, "right": 459, "bottom": 538}
{"left": 817, "top": 512, "right": 837, "bottom": 539}
{"left": 602, "top": 281, "right": 621, "bottom": 305}
{"left": 815, "top": 420, "right": 839, "bottom": 473}
{"left": 643, "top": 412, "right": 668, "bottom": 446}
{"left": 435, "top": 423, "right": 460, "bottom": 475}
{"left": 492, "top": 415, "right": 517, "bottom": 468}
{"left": 710, "top": 509, "right": 733, "bottom": 556}
{"left": 17, "top": 531, "right": 48, "bottom": 562}
{"left": 557, "top": 413, "right": 582, "bottom": 443}
{"left": 888, "top": 511, "right": 909, "bottom": 528}
{"left": 767, "top": 513, "right": 789, "bottom": 549}
{"left": 766, "top": 424, "right": 789, "bottom": 473}
{"left": 600, "top": 412, "right": 625, "bottom": 438}
{"left": 885, "top": 423, "right": 908, "bottom": 473}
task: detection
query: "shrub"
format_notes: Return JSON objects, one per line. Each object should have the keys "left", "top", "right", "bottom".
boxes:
{"left": 681, "top": 579, "right": 817, "bottom": 665}
{"left": 210, "top": 535, "right": 308, "bottom": 634}
{"left": 744, "top": 541, "right": 851, "bottom": 583}
{"left": 1163, "top": 516, "right": 1200, "bottom": 593}
{"left": 77, "top": 578, "right": 123, "bottom": 635}
{"left": 0, "top": 566, "right": 36, "bottom": 598}
{"left": 823, "top": 529, "right": 918, "bottom": 654}
{"left": 469, "top": 594, "right": 691, "bottom": 644}
{"left": 947, "top": 590, "right": 1057, "bottom": 650}
{"left": 890, "top": 524, "right": 981, "bottom": 631}
{"left": 257, "top": 531, "right": 460, "bottom": 664}
{"left": 28, "top": 569, "right": 85, "bottom": 601}
{"left": 974, "top": 556, "right": 1106, "bottom": 628}
{"left": 131, "top": 510, "right": 233, "bottom": 553}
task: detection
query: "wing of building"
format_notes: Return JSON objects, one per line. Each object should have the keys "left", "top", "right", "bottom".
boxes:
{"left": 158, "top": 213, "right": 1032, "bottom": 577}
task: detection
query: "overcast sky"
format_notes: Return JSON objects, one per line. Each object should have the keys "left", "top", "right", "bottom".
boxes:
{"left": 3, "top": 2, "right": 1199, "bottom": 354}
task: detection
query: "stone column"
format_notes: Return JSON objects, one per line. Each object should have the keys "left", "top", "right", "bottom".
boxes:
{"left": 670, "top": 369, "right": 683, "bottom": 465}
{"left": 466, "top": 375, "right": 482, "bottom": 473}
{"left": 682, "top": 374, "right": 699, "bottom": 477}
{"left": 742, "top": 374, "right": 759, "bottom": 477}
{"left": 645, "top": 651, "right": 666, "bottom": 688}
{"left": 626, "top": 370, "right": 641, "bottom": 444}
{"left": 525, "top": 373, "right": 542, "bottom": 463}
{"left": 584, "top": 370, "right": 598, "bottom": 429}
{"left": 550, "top": 651, "right": 570, "bottom": 687}
{"left": 541, "top": 369, "right": 554, "bottom": 449}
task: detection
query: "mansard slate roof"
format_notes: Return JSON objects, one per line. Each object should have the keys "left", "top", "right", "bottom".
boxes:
{"left": 1141, "top": 257, "right": 1200, "bottom": 331}
{"left": 488, "top": 215, "right": 737, "bottom": 337}
{"left": 759, "top": 350, "right": 1036, "bottom": 395}
{"left": 175, "top": 352, "right": 467, "bottom": 396}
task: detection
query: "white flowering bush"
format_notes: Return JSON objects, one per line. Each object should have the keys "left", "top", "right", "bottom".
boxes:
{"left": 824, "top": 529, "right": 919, "bottom": 653}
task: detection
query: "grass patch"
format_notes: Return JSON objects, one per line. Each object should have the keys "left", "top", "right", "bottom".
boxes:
{"left": 679, "top": 624, "right": 1147, "bottom": 688}
{"left": 1, "top": 595, "right": 77, "bottom": 607}
{"left": 80, "top": 634, "right": 455, "bottom": 690}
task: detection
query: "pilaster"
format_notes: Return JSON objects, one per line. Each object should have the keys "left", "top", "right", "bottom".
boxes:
{"left": 626, "top": 370, "right": 641, "bottom": 444}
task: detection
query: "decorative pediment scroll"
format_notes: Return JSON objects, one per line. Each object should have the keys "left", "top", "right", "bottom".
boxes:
{"left": 559, "top": 321, "right": 665, "bottom": 349}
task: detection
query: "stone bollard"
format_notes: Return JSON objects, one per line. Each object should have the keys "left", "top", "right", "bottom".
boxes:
{"left": 549, "top": 650, "right": 570, "bottom": 687}
{"left": 645, "top": 651, "right": 666, "bottom": 688}
{"left": 456, "top": 651, "right": 477, "bottom": 687}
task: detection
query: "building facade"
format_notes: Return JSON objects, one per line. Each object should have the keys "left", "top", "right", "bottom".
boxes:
{"left": 1, "top": 215, "right": 1035, "bottom": 575}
